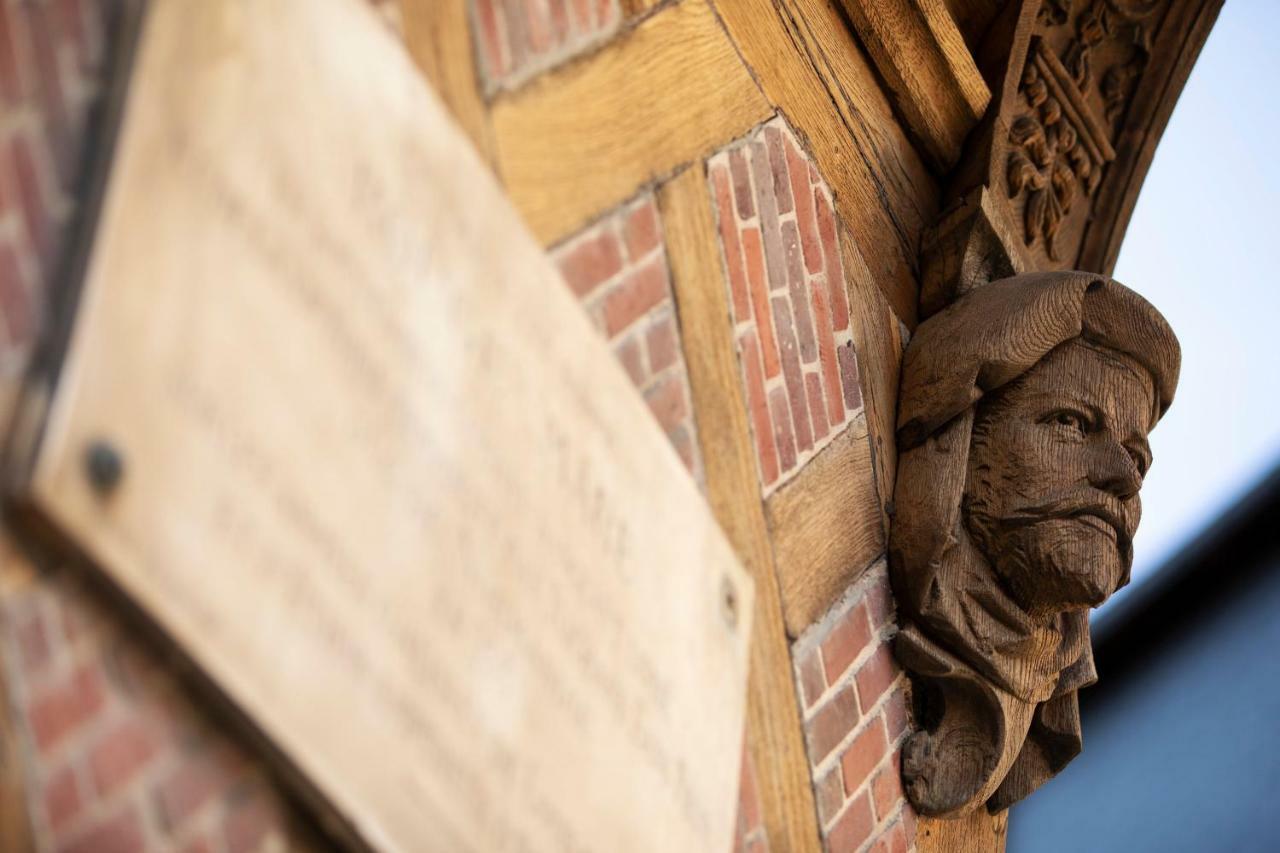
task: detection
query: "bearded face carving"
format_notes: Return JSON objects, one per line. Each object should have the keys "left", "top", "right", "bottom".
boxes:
{"left": 889, "top": 273, "right": 1178, "bottom": 817}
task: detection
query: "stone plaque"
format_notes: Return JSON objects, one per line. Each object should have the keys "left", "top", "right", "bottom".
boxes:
{"left": 9, "top": 0, "right": 753, "bottom": 850}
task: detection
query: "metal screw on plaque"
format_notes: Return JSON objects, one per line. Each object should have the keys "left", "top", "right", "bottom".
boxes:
{"left": 720, "top": 575, "right": 738, "bottom": 630}
{"left": 84, "top": 440, "right": 124, "bottom": 497}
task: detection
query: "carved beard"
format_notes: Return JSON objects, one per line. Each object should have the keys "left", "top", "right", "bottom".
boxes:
{"left": 965, "top": 510, "right": 1128, "bottom": 619}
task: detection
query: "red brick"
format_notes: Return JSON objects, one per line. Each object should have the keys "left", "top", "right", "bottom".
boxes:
{"left": 90, "top": 717, "right": 158, "bottom": 795}
{"left": 738, "top": 748, "right": 762, "bottom": 831}
{"left": 57, "top": 806, "right": 145, "bottom": 853}
{"left": 902, "top": 802, "right": 918, "bottom": 846}
{"left": 223, "top": 787, "right": 284, "bottom": 853}
{"left": 764, "top": 125, "right": 793, "bottom": 216}
{"left": 29, "top": 665, "right": 106, "bottom": 753}
{"left": 884, "top": 686, "right": 909, "bottom": 740}
{"left": 14, "top": 604, "right": 51, "bottom": 676}
{"left": 557, "top": 228, "right": 623, "bottom": 298}
{"left": 815, "top": 765, "right": 845, "bottom": 828}
{"left": 806, "top": 372, "right": 829, "bottom": 441}
{"left": 769, "top": 385, "right": 797, "bottom": 474}
{"left": 667, "top": 422, "right": 699, "bottom": 474}
{"left": 871, "top": 753, "right": 904, "bottom": 820}
{"left": 26, "top": 5, "right": 68, "bottom": 133}
{"left": 865, "top": 576, "right": 894, "bottom": 628}
{"left": 744, "top": 836, "right": 767, "bottom": 853}
{"left": 814, "top": 188, "right": 851, "bottom": 331}
{"left": 810, "top": 274, "right": 845, "bottom": 427}
{"left": 613, "top": 334, "right": 645, "bottom": 386}
{"left": 729, "top": 148, "right": 754, "bottom": 220}
{"left": 711, "top": 166, "right": 752, "bottom": 323}
{"left": 645, "top": 312, "right": 678, "bottom": 374}
{"left": 785, "top": 136, "right": 822, "bottom": 274}
{"left": 602, "top": 257, "right": 667, "bottom": 336}
{"left": 796, "top": 647, "right": 826, "bottom": 709}
{"left": 548, "top": 0, "right": 570, "bottom": 43}
{"left": 178, "top": 838, "right": 215, "bottom": 853}
{"left": 837, "top": 340, "right": 863, "bottom": 411}
{"left": 747, "top": 140, "right": 787, "bottom": 296}
{"left": 0, "top": 3, "right": 26, "bottom": 105}
{"left": 594, "top": 0, "right": 616, "bottom": 29}
{"left": 781, "top": 221, "right": 818, "bottom": 363}
{"left": 855, "top": 644, "right": 897, "bottom": 714}
{"left": 644, "top": 371, "right": 688, "bottom": 436}
{"left": 0, "top": 241, "right": 34, "bottom": 346}
{"left": 623, "top": 199, "right": 660, "bottom": 261}
{"left": 475, "top": 0, "right": 509, "bottom": 79}
{"left": 806, "top": 686, "right": 858, "bottom": 765}
{"left": 821, "top": 603, "right": 872, "bottom": 684}
{"left": 771, "top": 296, "right": 813, "bottom": 454}
{"left": 741, "top": 227, "right": 780, "bottom": 379}
{"left": 739, "top": 330, "right": 779, "bottom": 485}
{"left": 42, "top": 763, "right": 82, "bottom": 832}
{"left": 156, "top": 746, "right": 237, "bottom": 830}
{"left": 827, "top": 790, "right": 874, "bottom": 852}
{"left": 886, "top": 819, "right": 910, "bottom": 853}
{"left": 10, "top": 133, "right": 53, "bottom": 263}
{"left": 569, "top": 0, "right": 592, "bottom": 32}
{"left": 841, "top": 719, "right": 889, "bottom": 794}
{"left": 522, "top": 0, "right": 553, "bottom": 55}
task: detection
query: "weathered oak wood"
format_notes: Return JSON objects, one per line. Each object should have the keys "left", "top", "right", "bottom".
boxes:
{"left": 917, "top": 809, "right": 1008, "bottom": 853}
{"left": 890, "top": 273, "right": 1179, "bottom": 816}
{"left": 766, "top": 419, "right": 884, "bottom": 638}
{"left": 837, "top": 0, "right": 991, "bottom": 172}
{"left": 492, "top": 0, "right": 771, "bottom": 245}
{"left": 659, "top": 168, "right": 823, "bottom": 853}
{"left": 399, "top": 0, "right": 494, "bottom": 165}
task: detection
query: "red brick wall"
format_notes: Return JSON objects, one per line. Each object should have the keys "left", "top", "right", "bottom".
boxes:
{"left": 792, "top": 563, "right": 916, "bottom": 853}
{"left": 706, "top": 118, "right": 863, "bottom": 494}
{"left": 552, "top": 191, "right": 705, "bottom": 483}
{"left": 472, "top": 0, "right": 621, "bottom": 91}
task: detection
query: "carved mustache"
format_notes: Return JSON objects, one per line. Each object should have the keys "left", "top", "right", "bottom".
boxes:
{"left": 1003, "top": 490, "right": 1136, "bottom": 555}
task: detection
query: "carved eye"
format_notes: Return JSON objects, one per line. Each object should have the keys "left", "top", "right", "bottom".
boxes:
{"left": 1045, "top": 410, "right": 1088, "bottom": 435}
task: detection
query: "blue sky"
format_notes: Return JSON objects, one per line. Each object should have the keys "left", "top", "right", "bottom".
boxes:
{"left": 1104, "top": 0, "right": 1280, "bottom": 604}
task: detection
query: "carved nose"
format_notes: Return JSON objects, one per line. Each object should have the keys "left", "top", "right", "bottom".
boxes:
{"left": 1090, "top": 442, "right": 1142, "bottom": 500}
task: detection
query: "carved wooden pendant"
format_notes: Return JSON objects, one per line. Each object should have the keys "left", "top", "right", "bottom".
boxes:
{"left": 888, "top": 272, "right": 1179, "bottom": 816}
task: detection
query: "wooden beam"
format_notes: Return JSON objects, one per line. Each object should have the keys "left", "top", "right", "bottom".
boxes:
{"left": 659, "top": 167, "right": 822, "bottom": 853}
{"left": 765, "top": 420, "right": 884, "bottom": 637}
{"left": 398, "top": 0, "right": 495, "bottom": 164}
{"left": 837, "top": 0, "right": 991, "bottom": 172}
{"left": 493, "top": 0, "right": 771, "bottom": 246}
{"left": 711, "top": 0, "right": 938, "bottom": 328}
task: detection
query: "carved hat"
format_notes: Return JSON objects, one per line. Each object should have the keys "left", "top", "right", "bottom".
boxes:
{"left": 897, "top": 271, "right": 1180, "bottom": 452}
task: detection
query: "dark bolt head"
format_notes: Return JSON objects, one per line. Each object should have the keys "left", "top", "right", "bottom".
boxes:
{"left": 84, "top": 440, "right": 124, "bottom": 496}
{"left": 720, "top": 575, "right": 738, "bottom": 630}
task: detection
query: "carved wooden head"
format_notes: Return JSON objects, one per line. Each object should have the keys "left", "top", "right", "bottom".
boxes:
{"left": 889, "top": 272, "right": 1178, "bottom": 816}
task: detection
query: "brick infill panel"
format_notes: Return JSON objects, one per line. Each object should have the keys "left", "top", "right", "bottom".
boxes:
{"left": 791, "top": 561, "right": 918, "bottom": 852}
{"left": 707, "top": 117, "right": 864, "bottom": 495}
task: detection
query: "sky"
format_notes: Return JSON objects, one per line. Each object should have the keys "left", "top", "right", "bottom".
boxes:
{"left": 1100, "top": 0, "right": 1280, "bottom": 608}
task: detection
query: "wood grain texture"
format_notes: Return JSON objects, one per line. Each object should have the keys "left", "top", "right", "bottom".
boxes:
{"left": 916, "top": 810, "right": 1008, "bottom": 853}
{"left": 0, "top": 539, "right": 34, "bottom": 853}
{"left": 398, "top": 0, "right": 494, "bottom": 164}
{"left": 711, "top": 0, "right": 938, "bottom": 328}
{"left": 493, "top": 0, "right": 771, "bottom": 245}
{"left": 659, "top": 168, "right": 822, "bottom": 853}
{"left": 837, "top": 0, "right": 990, "bottom": 172}
{"left": 841, "top": 230, "right": 904, "bottom": 540}
{"left": 891, "top": 274, "right": 1179, "bottom": 817}
{"left": 766, "top": 418, "right": 884, "bottom": 637}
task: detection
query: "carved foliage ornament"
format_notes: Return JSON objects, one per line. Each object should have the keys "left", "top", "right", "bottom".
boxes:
{"left": 1008, "top": 1, "right": 1165, "bottom": 259}
{"left": 889, "top": 273, "right": 1179, "bottom": 816}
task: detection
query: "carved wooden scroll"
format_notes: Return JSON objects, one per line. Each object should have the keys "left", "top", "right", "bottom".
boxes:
{"left": 890, "top": 272, "right": 1180, "bottom": 815}
{"left": 919, "top": 0, "right": 1221, "bottom": 316}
